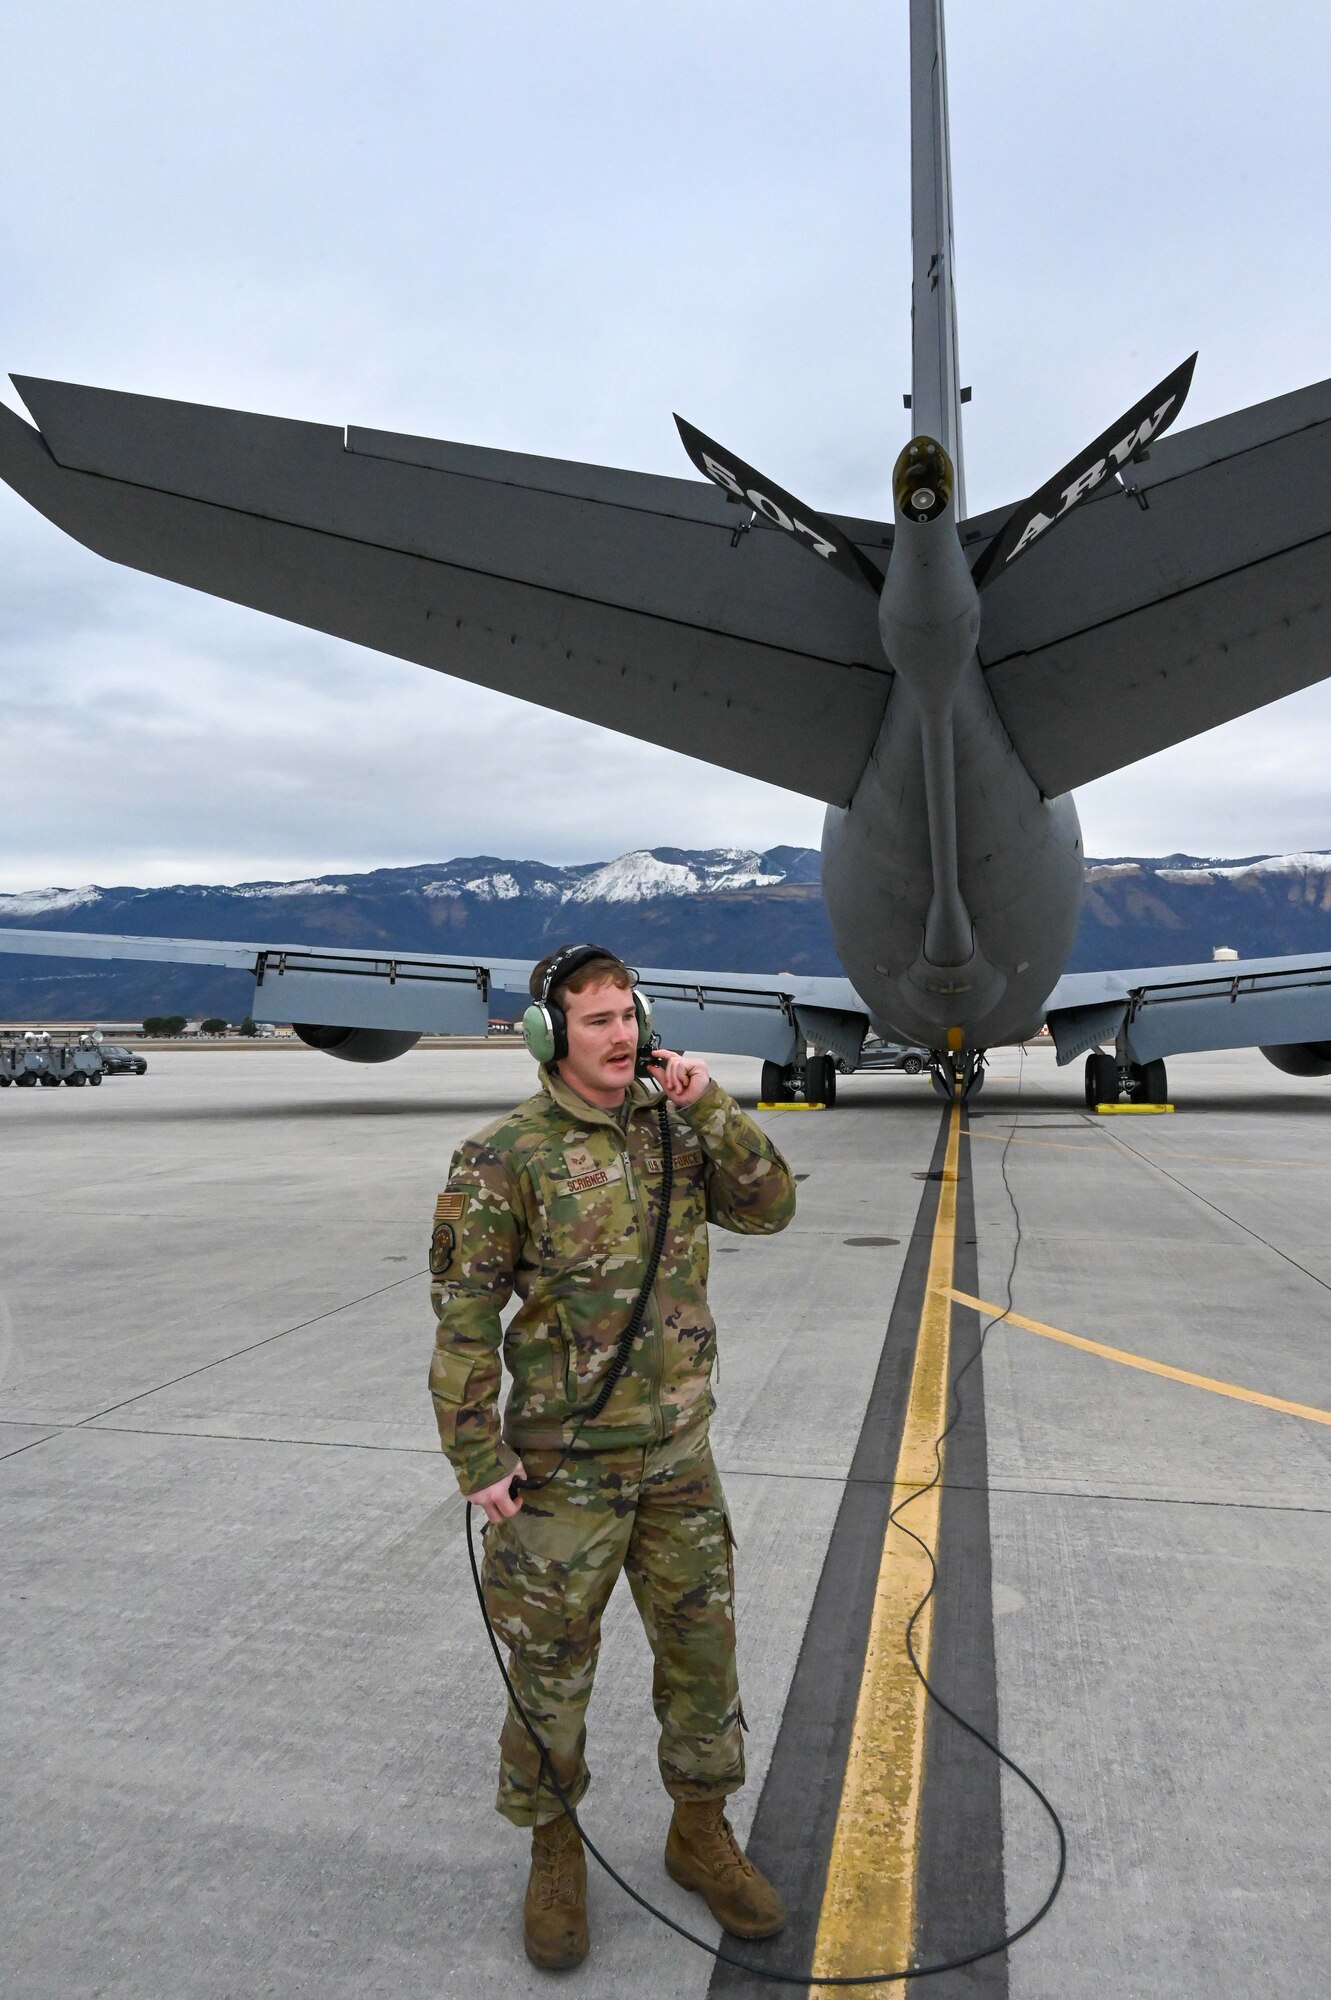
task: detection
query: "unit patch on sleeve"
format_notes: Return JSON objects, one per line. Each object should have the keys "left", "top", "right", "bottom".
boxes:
{"left": 429, "top": 1221, "right": 457, "bottom": 1276}
{"left": 430, "top": 1187, "right": 468, "bottom": 1274}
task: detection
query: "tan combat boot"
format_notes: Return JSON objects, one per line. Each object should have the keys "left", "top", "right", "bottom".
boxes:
{"left": 664, "top": 1800, "right": 786, "bottom": 1939}
{"left": 524, "top": 1813, "right": 589, "bottom": 1971}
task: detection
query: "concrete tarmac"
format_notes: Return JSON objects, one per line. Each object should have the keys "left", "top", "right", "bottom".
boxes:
{"left": 1, "top": 1044, "right": 1328, "bottom": 1997}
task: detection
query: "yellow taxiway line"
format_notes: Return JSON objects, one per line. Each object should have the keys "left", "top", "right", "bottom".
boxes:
{"left": 946, "top": 1288, "right": 1331, "bottom": 1428}
{"left": 810, "top": 1102, "right": 961, "bottom": 1995}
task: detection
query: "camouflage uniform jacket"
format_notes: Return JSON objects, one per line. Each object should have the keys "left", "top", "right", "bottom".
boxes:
{"left": 429, "top": 1066, "right": 796, "bottom": 1493}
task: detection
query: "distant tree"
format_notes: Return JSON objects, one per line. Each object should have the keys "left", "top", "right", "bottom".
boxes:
{"left": 238, "top": 1016, "right": 258, "bottom": 1038}
{"left": 200, "top": 1017, "right": 228, "bottom": 1036}
{"left": 162, "top": 1014, "right": 187, "bottom": 1037}
{"left": 142, "top": 1016, "right": 164, "bottom": 1036}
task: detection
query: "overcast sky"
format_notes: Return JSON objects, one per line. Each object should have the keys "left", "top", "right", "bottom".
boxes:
{"left": 3, "top": 0, "right": 1331, "bottom": 891}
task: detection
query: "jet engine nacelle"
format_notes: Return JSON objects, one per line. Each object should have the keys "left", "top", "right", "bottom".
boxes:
{"left": 292, "top": 1023, "right": 422, "bottom": 1064}
{"left": 1259, "top": 1041, "right": 1331, "bottom": 1078}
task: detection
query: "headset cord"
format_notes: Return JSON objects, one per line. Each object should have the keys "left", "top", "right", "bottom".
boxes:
{"left": 512, "top": 1095, "right": 673, "bottom": 1500}
{"left": 464, "top": 1054, "right": 1067, "bottom": 1983}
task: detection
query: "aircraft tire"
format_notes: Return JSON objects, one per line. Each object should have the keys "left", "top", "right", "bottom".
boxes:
{"left": 1085, "top": 1050, "right": 1118, "bottom": 1106}
{"left": 1141, "top": 1058, "right": 1168, "bottom": 1103}
{"left": 761, "top": 1060, "right": 786, "bottom": 1101}
{"left": 806, "top": 1055, "right": 836, "bottom": 1106}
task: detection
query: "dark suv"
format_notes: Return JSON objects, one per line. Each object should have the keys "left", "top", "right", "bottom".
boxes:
{"left": 99, "top": 1044, "right": 148, "bottom": 1076}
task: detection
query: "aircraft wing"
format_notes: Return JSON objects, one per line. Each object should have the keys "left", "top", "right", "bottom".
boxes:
{"left": 1044, "top": 951, "right": 1331, "bottom": 1066}
{"left": 0, "top": 926, "right": 871, "bottom": 1068}
{"left": 971, "top": 376, "right": 1331, "bottom": 794}
{"left": 0, "top": 378, "right": 892, "bottom": 807}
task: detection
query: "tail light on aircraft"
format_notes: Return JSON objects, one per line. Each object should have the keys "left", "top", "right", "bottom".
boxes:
{"left": 893, "top": 437, "right": 953, "bottom": 523}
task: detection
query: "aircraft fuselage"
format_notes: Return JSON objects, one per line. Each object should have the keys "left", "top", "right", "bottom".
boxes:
{"left": 820, "top": 436, "right": 1086, "bottom": 1055}
{"left": 822, "top": 656, "right": 1085, "bottom": 1050}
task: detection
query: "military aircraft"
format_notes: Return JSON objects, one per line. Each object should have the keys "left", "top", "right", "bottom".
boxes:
{"left": 2, "top": 0, "right": 1331, "bottom": 1107}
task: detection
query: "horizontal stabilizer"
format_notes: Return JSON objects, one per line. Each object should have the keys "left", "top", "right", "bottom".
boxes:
{"left": 973, "top": 374, "right": 1331, "bottom": 793}
{"left": 1, "top": 378, "right": 893, "bottom": 807}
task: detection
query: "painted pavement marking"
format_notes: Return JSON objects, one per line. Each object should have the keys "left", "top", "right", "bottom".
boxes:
{"left": 947, "top": 1289, "right": 1331, "bottom": 1428}
{"left": 809, "top": 1101, "right": 961, "bottom": 1995}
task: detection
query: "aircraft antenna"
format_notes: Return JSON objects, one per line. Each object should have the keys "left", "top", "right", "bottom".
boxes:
{"left": 908, "top": 0, "right": 966, "bottom": 514}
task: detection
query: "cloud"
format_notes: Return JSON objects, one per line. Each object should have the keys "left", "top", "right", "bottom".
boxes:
{"left": 3, "top": 0, "right": 1331, "bottom": 889}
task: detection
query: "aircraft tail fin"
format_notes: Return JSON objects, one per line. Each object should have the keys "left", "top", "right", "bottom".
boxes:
{"left": 909, "top": 0, "right": 966, "bottom": 513}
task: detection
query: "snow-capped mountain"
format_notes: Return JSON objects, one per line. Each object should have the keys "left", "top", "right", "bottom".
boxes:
{"left": 0, "top": 846, "right": 819, "bottom": 926}
{"left": 0, "top": 885, "right": 103, "bottom": 920}
{"left": 563, "top": 849, "right": 786, "bottom": 903}
{"left": 1, "top": 845, "right": 1328, "bottom": 1022}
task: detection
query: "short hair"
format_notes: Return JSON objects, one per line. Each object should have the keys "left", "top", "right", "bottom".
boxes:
{"left": 529, "top": 947, "right": 632, "bottom": 1008}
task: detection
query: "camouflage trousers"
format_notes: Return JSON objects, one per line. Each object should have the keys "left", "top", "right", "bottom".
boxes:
{"left": 481, "top": 1416, "right": 745, "bottom": 1827}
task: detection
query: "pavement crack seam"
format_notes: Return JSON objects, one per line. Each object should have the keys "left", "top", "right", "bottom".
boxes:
{"left": 1099, "top": 1130, "right": 1331, "bottom": 1295}
{"left": 14, "top": 1266, "right": 432, "bottom": 1442}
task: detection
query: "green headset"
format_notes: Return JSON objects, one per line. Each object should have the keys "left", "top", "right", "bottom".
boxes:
{"left": 521, "top": 943, "right": 654, "bottom": 1065}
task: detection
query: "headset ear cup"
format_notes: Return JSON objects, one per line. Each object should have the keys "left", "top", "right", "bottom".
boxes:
{"left": 522, "top": 1002, "right": 558, "bottom": 1065}
{"left": 634, "top": 989, "right": 654, "bottom": 1047}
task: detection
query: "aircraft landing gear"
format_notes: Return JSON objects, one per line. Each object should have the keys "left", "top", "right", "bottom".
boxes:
{"left": 761, "top": 1060, "right": 786, "bottom": 1101}
{"left": 1084, "top": 1051, "right": 1169, "bottom": 1106}
{"left": 930, "top": 1050, "right": 987, "bottom": 1100}
{"left": 760, "top": 1054, "right": 838, "bottom": 1106}
{"left": 1125, "top": 1057, "right": 1168, "bottom": 1104}
{"left": 1084, "top": 1049, "right": 1119, "bottom": 1106}
{"left": 806, "top": 1054, "right": 837, "bottom": 1105}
